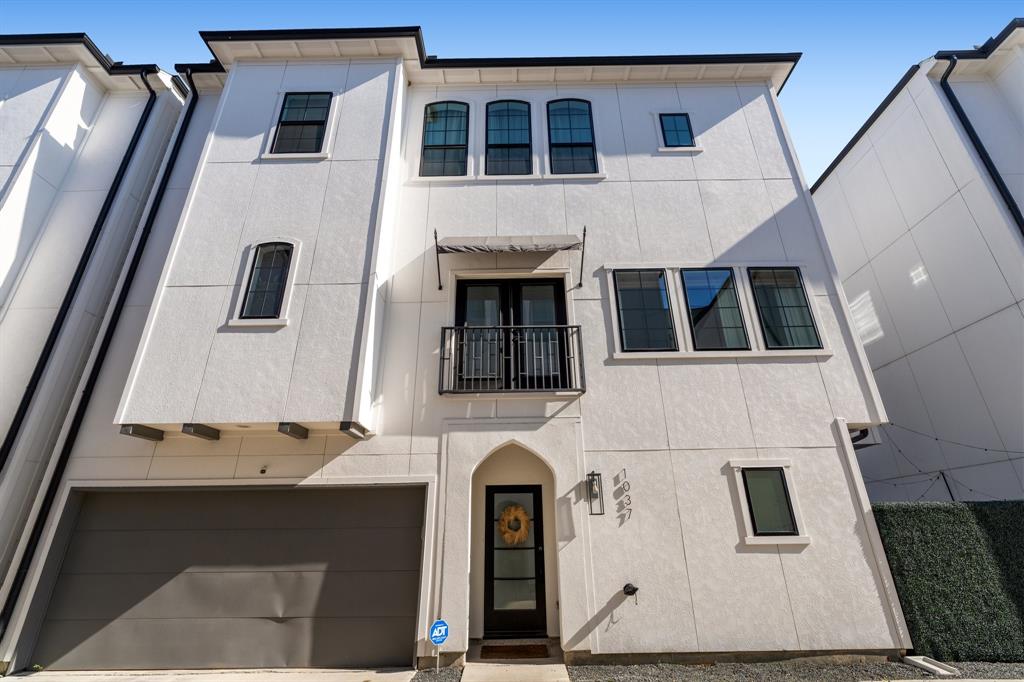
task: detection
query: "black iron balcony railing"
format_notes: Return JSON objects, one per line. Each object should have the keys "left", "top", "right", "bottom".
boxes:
{"left": 439, "top": 325, "right": 586, "bottom": 394}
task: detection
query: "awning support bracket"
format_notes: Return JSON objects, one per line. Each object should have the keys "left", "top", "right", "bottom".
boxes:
{"left": 576, "top": 225, "right": 587, "bottom": 289}
{"left": 434, "top": 229, "right": 443, "bottom": 290}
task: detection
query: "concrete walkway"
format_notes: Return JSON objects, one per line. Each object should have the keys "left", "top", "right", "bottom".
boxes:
{"left": 460, "top": 661, "right": 569, "bottom": 682}
{"left": 12, "top": 671, "right": 415, "bottom": 682}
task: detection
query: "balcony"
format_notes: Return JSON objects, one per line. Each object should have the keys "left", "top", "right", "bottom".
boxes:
{"left": 439, "top": 325, "right": 585, "bottom": 394}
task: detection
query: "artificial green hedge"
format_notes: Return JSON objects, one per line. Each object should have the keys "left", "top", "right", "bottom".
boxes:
{"left": 872, "top": 501, "right": 1024, "bottom": 662}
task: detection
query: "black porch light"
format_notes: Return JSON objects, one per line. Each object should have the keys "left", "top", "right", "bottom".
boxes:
{"left": 587, "top": 471, "right": 605, "bottom": 515}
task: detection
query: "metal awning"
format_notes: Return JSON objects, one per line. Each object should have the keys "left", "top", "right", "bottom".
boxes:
{"left": 435, "top": 234, "right": 583, "bottom": 254}
{"left": 432, "top": 229, "right": 587, "bottom": 290}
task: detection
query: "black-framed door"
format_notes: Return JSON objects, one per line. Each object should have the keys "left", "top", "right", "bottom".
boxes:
{"left": 454, "top": 279, "right": 569, "bottom": 391}
{"left": 484, "top": 485, "right": 546, "bottom": 638}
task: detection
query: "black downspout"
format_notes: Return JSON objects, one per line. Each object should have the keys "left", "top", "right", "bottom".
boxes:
{"left": 0, "top": 69, "right": 158, "bottom": 473}
{"left": 0, "top": 70, "right": 199, "bottom": 649}
{"left": 939, "top": 55, "right": 1024, "bottom": 236}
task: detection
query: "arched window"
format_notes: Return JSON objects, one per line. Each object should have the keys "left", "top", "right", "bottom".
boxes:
{"left": 547, "top": 99, "right": 596, "bottom": 174}
{"left": 420, "top": 101, "right": 469, "bottom": 176}
{"left": 486, "top": 100, "right": 531, "bottom": 175}
{"left": 241, "top": 242, "right": 293, "bottom": 319}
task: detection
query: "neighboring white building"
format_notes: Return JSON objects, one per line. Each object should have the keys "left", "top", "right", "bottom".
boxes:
{"left": 0, "top": 27, "right": 909, "bottom": 672}
{"left": 813, "top": 18, "right": 1024, "bottom": 502}
{"left": 0, "top": 34, "right": 182, "bottom": 603}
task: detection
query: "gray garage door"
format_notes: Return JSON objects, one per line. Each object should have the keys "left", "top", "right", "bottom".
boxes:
{"left": 33, "top": 487, "right": 425, "bottom": 670}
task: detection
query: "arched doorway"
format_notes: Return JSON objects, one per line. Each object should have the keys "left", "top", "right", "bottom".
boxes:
{"left": 470, "top": 443, "right": 559, "bottom": 639}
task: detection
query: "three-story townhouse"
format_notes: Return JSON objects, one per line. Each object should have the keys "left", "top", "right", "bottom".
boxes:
{"left": 0, "top": 27, "right": 909, "bottom": 672}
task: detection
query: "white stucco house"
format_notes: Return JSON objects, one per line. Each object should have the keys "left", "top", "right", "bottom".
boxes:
{"left": 0, "top": 27, "right": 910, "bottom": 672}
{"left": 0, "top": 33, "right": 181, "bottom": 618}
{"left": 812, "top": 18, "right": 1024, "bottom": 503}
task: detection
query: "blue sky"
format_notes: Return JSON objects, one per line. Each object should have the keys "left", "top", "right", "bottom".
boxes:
{"left": 1, "top": 0, "right": 1018, "bottom": 181}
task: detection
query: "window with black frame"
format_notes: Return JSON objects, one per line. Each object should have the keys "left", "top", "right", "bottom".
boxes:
{"left": 659, "top": 113, "right": 695, "bottom": 147}
{"left": 613, "top": 269, "right": 677, "bottom": 352}
{"left": 748, "top": 267, "right": 822, "bottom": 349}
{"left": 680, "top": 268, "right": 749, "bottom": 351}
{"left": 271, "top": 92, "right": 331, "bottom": 154}
{"left": 741, "top": 467, "right": 798, "bottom": 536}
{"left": 547, "top": 99, "right": 597, "bottom": 174}
{"left": 240, "top": 243, "right": 293, "bottom": 319}
{"left": 421, "top": 101, "right": 469, "bottom": 176}
{"left": 486, "top": 101, "right": 531, "bottom": 175}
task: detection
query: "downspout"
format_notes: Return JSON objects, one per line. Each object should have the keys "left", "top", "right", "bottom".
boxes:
{"left": 0, "top": 68, "right": 158, "bottom": 473}
{"left": 939, "top": 55, "right": 1024, "bottom": 235}
{"left": 0, "top": 69, "right": 200, "bottom": 648}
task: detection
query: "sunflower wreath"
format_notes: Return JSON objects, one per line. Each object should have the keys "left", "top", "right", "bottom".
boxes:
{"left": 498, "top": 503, "right": 531, "bottom": 545}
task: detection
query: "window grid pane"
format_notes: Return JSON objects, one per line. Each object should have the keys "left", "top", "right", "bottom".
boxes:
{"left": 271, "top": 92, "right": 331, "bottom": 154}
{"left": 421, "top": 102, "right": 469, "bottom": 177}
{"left": 486, "top": 101, "right": 532, "bottom": 175}
{"left": 742, "top": 468, "right": 797, "bottom": 535}
{"left": 548, "top": 100, "right": 597, "bottom": 174}
{"left": 681, "top": 269, "right": 749, "bottom": 351}
{"left": 748, "top": 268, "right": 822, "bottom": 349}
{"left": 660, "top": 113, "right": 695, "bottom": 147}
{"left": 614, "top": 269, "right": 677, "bottom": 352}
{"left": 241, "top": 244, "right": 292, "bottom": 319}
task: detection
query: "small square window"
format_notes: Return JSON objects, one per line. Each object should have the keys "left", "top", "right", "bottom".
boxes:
{"left": 659, "top": 113, "right": 695, "bottom": 148}
{"left": 271, "top": 92, "right": 331, "bottom": 154}
{"left": 741, "top": 468, "right": 798, "bottom": 536}
{"left": 748, "top": 267, "right": 822, "bottom": 350}
{"left": 613, "top": 269, "right": 677, "bottom": 352}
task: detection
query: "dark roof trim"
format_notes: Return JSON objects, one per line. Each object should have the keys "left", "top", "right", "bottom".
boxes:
{"left": 810, "top": 65, "right": 920, "bottom": 194}
{"left": 169, "top": 75, "right": 188, "bottom": 98}
{"left": 934, "top": 17, "right": 1023, "bottom": 60}
{"left": 0, "top": 32, "right": 159, "bottom": 75}
{"left": 196, "top": 26, "right": 800, "bottom": 90}
{"left": 173, "top": 60, "right": 227, "bottom": 74}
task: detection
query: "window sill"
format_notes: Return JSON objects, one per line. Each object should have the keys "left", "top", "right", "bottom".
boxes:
{"left": 260, "top": 152, "right": 329, "bottom": 161}
{"left": 610, "top": 349, "right": 832, "bottom": 361}
{"left": 657, "top": 146, "right": 703, "bottom": 154}
{"left": 226, "top": 318, "right": 289, "bottom": 328}
{"left": 742, "top": 535, "right": 811, "bottom": 546}
{"left": 407, "top": 172, "right": 606, "bottom": 185}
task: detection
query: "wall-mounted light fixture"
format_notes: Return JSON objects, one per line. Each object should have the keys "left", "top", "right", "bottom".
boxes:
{"left": 587, "top": 471, "right": 604, "bottom": 515}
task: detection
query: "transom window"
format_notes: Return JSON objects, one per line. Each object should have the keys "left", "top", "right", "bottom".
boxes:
{"left": 486, "top": 100, "right": 532, "bottom": 175}
{"left": 741, "top": 468, "right": 798, "bottom": 536}
{"left": 748, "top": 268, "right": 821, "bottom": 349}
{"left": 271, "top": 92, "right": 331, "bottom": 154}
{"left": 613, "top": 269, "right": 677, "bottom": 352}
{"left": 421, "top": 101, "right": 469, "bottom": 176}
{"left": 659, "top": 113, "right": 695, "bottom": 147}
{"left": 547, "top": 99, "right": 597, "bottom": 174}
{"left": 680, "top": 269, "right": 749, "bottom": 351}
{"left": 241, "top": 243, "right": 293, "bottom": 319}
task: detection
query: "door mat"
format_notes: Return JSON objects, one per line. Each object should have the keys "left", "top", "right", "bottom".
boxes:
{"left": 480, "top": 644, "right": 550, "bottom": 659}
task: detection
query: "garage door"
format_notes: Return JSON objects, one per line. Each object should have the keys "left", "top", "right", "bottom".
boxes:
{"left": 33, "top": 487, "right": 425, "bottom": 670}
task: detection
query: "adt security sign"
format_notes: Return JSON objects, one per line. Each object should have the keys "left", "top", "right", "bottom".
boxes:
{"left": 429, "top": 619, "right": 449, "bottom": 645}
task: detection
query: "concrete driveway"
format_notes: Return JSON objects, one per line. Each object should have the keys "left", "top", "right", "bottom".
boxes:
{"left": 11, "top": 671, "right": 416, "bottom": 682}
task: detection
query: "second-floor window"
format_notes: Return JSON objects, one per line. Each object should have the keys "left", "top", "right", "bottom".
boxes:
{"left": 421, "top": 101, "right": 469, "bottom": 176}
{"left": 748, "top": 268, "right": 822, "bottom": 350}
{"left": 271, "top": 92, "right": 331, "bottom": 154}
{"left": 613, "top": 269, "right": 677, "bottom": 352}
{"left": 241, "top": 242, "right": 293, "bottom": 319}
{"left": 486, "top": 100, "right": 532, "bottom": 175}
{"left": 659, "top": 113, "right": 695, "bottom": 147}
{"left": 547, "top": 99, "right": 597, "bottom": 174}
{"left": 681, "top": 268, "right": 749, "bottom": 351}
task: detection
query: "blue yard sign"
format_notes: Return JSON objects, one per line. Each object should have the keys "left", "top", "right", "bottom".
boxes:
{"left": 429, "top": 619, "right": 449, "bottom": 646}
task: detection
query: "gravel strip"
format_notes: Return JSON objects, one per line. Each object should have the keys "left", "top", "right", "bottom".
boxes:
{"left": 412, "top": 666, "right": 463, "bottom": 682}
{"left": 568, "top": 659, "right": 1024, "bottom": 680}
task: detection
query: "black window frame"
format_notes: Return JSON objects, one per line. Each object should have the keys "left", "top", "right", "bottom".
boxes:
{"left": 420, "top": 100, "right": 470, "bottom": 177}
{"left": 747, "top": 267, "right": 823, "bottom": 350}
{"left": 485, "top": 100, "right": 532, "bottom": 176}
{"left": 546, "top": 98, "right": 598, "bottom": 175}
{"left": 659, "top": 112, "right": 695, "bottom": 148}
{"left": 612, "top": 268, "right": 678, "bottom": 353}
{"left": 741, "top": 467, "right": 799, "bottom": 537}
{"left": 680, "top": 267, "right": 750, "bottom": 351}
{"left": 240, "top": 242, "right": 294, "bottom": 320}
{"left": 270, "top": 92, "right": 332, "bottom": 155}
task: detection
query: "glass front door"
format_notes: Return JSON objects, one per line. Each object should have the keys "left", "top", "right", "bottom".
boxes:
{"left": 484, "top": 485, "right": 546, "bottom": 637}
